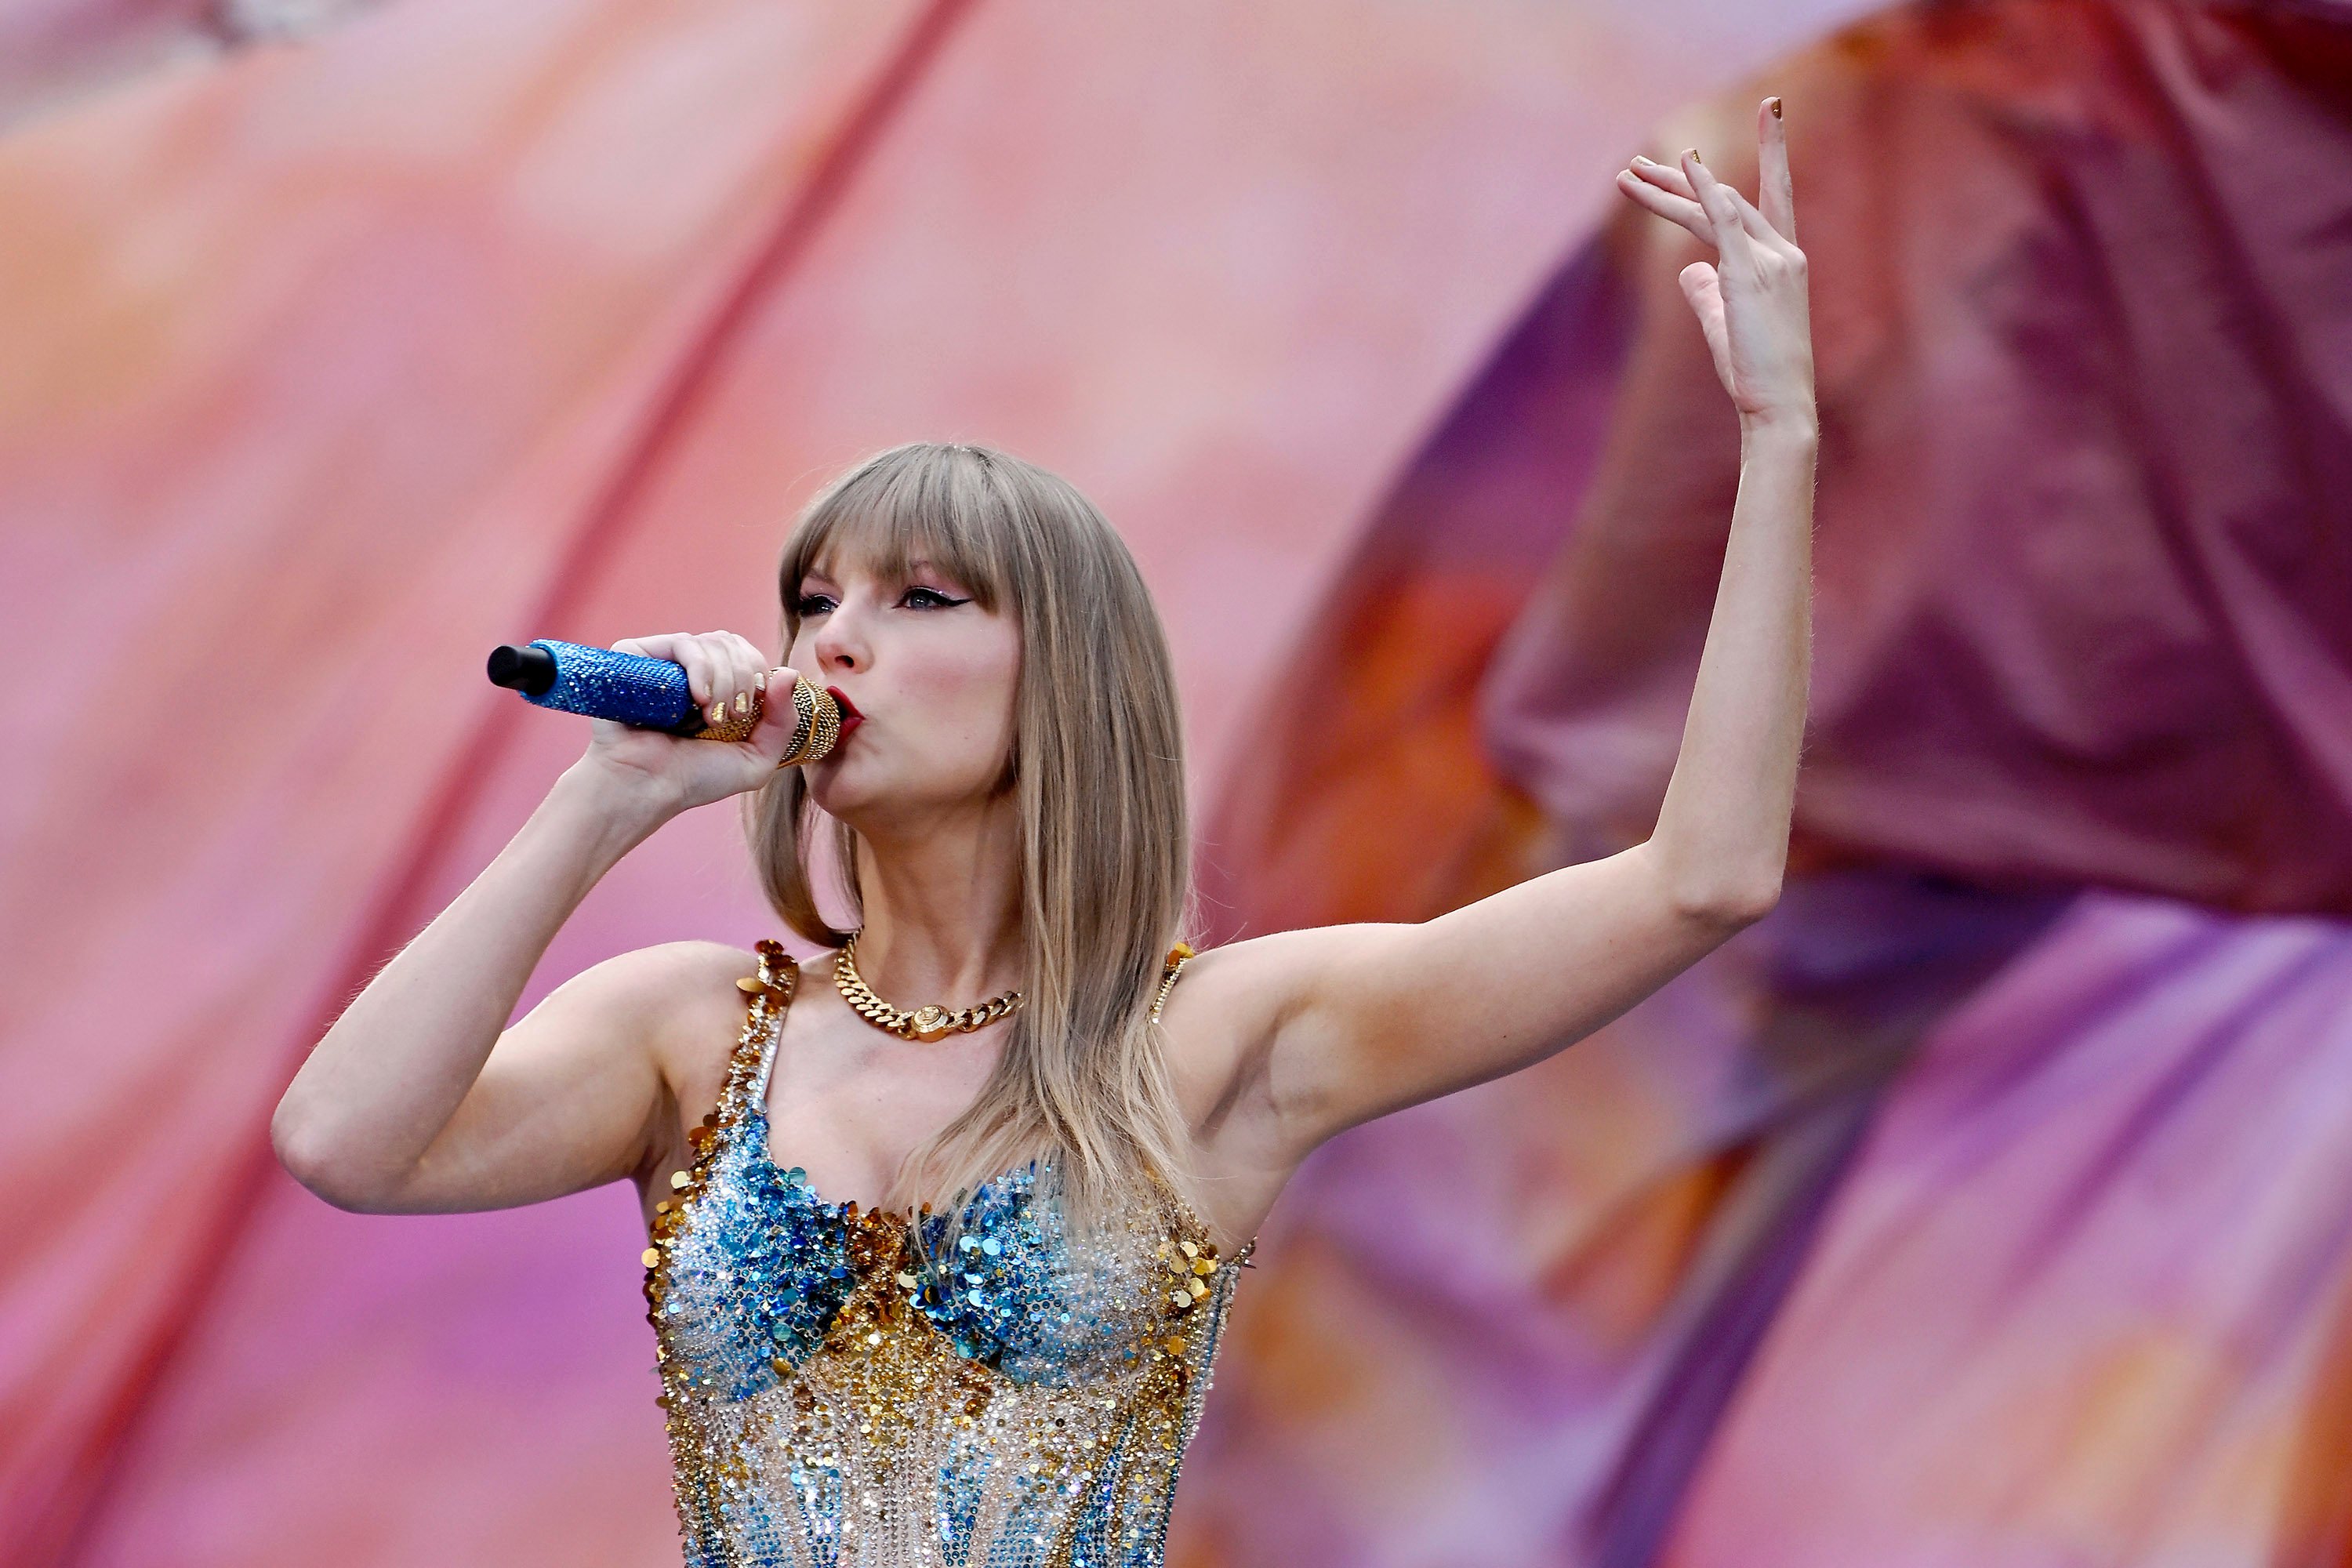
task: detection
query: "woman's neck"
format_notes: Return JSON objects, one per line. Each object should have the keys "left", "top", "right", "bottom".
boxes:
{"left": 847, "top": 797, "right": 1025, "bottom": 1005}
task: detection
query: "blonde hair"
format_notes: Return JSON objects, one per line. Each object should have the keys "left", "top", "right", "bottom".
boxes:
{"left": 742, "top": 441, "right": 1198, "bottom": 1246}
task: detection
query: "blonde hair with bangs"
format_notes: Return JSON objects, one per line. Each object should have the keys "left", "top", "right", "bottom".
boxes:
{"left": 742, "top": 441, "right": 1199, "bottom": 1247}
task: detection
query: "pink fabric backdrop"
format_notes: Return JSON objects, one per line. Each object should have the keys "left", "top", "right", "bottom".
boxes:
{"left": 0, "top": 1, "right": 1864, "bottom": 1563}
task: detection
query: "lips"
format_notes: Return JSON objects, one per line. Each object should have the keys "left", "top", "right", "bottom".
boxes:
{"left": 826, "top": 685, "right": 863, "bottom": 739}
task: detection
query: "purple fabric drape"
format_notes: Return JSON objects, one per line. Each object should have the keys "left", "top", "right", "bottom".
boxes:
{"left": 1192, "top": 2, "right": 2352, "bottom": 1563}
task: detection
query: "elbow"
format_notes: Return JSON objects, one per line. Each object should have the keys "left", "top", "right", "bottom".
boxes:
{"left": 1669, "top": 867, "right": 1784, "bottom": 931}
{"left": 270, "top": 1100, "right": 375, "bottom": 1213}
{"left": 1706, "top": 878, "right": 1784, "bottom": 929}
{"left": 1646, "top": 832, "right": 1786, "bottom": 932}
{"left": 268, "top": 1094, "right": 312, "bottom": 1179}
{"left": 269, "top": 1105, "right": 336, "bottom": 1203}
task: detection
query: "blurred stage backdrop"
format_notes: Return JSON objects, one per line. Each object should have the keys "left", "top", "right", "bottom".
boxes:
{"left": 5, "top": 1, "right": 2350, "bottom": 1564}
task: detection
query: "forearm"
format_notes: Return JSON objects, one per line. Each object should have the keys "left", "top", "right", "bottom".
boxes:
{"left": 1648, "top": 413, "right": 1816, "bottom": 918}
{"left": 270, "top": 762, "right": 673, "bottom": 1184}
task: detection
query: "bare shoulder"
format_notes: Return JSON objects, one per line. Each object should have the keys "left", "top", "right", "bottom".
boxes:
{"left": 564, "top": 939, "right": 774, "bottom": 1183}
{"left": 1153, "top": 921, "right": 1413, "bottom": 1138}
{"left": 1159, "top": 923, "right": 1412, "bottom": 1029}
{"left": 528, "top": 938, "right": 768, "bottom": 1097}
{"left": 619, "top": 938, "right": 773, "bottom": 1078}
{"left": 1145, "top": 924, "right": 1409, "bottom": 1245}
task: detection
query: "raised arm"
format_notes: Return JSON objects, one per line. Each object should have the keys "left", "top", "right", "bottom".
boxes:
{"left": 1196, "top": 98, "right": 1813, "bottom": 1156}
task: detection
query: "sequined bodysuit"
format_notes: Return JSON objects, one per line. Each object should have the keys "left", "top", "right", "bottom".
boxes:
{"left": 641, "top": 940, "right": 1254, "bottom": 1567}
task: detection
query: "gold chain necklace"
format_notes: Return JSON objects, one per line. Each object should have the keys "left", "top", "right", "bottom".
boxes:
{"left": 833, "top": 930, "right": 1025, "bottom": 1043}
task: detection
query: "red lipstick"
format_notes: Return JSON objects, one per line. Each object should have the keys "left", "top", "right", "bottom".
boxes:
{"left": 827, "top": 686, "right": 863, "bottom": 739}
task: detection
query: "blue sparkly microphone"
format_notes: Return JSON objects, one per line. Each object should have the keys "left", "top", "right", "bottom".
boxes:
{"left": 486, "top": 639, "right": 842, "bottom": 764}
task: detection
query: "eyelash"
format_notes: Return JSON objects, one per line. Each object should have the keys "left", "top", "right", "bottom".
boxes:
{"left": 793, "top": 586, "right": 965, "bottom": 617}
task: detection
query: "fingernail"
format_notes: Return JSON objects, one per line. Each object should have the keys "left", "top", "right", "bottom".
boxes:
{"left": 1686, "top": 148, "right": 1702, "bottom": 165}
{"left": 1632, "top": 154, "right": 1653, "bottom": 165}
{"left": 707, "top": 702, "right": 724, "bottom": 724}
{"left": 1769, "top": 96, "right": 1784, "bottom": 119}
{"left": 754, "top": 670, "right": 768, "bottom": 691}
{"left": 735, "top": 691, "right": 752, "bottom": 715}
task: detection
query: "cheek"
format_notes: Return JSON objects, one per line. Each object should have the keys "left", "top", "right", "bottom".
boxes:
{"left": 904, "top": 631, "right": 1019, "bottom": 739}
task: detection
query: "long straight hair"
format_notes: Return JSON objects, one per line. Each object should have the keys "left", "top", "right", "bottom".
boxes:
{"left": 742, "top": 441, "right": 1198, "bottom": 1247}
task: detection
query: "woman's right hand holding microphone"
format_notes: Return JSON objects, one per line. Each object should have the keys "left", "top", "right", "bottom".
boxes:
{"left": 572, "top": 630, "right": 806, "bottom": 815}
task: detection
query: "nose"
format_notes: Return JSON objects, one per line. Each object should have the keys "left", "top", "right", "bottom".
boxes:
{"left": 811, "top": 604, "right": 867, "bottom": 674}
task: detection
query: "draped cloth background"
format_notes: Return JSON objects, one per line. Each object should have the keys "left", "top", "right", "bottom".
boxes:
{"left": 1193, "top": 2, "right": 2352, "bottom": 1564}
{"left": 5, "top": 1, "right": 2349, "bottom": 1566}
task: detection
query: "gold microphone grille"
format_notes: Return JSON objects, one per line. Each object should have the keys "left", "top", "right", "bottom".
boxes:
{"left": 691, "top": 676, "right": 840, "bottom": 767}
{"left": 779, "top": 679, "right": 840, "bottom": 768}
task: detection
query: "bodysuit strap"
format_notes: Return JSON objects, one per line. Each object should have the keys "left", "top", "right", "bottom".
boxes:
{"left": 1150, "top": 941, "right": 1198, "bottom": 1024}
{"left": 734, "top": 938, "right": 800, "bottom": 1110}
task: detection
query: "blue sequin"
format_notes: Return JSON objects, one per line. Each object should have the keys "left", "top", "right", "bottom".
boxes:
{"left": 517, "top": 638, "right": 699, "bottom": 730}
{"left": 641, "top": 943, "right": 1254, "bottom": 1567}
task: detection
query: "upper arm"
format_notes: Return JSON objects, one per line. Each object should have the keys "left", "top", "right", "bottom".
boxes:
{"left": 1196, "top": 840, "right": 1762, "bottom": 1160}
{"left": 338, "top": 940, "right": 743, "bottom": 1215}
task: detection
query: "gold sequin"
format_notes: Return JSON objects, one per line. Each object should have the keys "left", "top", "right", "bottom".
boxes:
{"left": 641, "top": 938, "right": 1256, "bottom": 1566}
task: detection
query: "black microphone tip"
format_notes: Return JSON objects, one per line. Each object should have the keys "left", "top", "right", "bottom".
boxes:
{"left": 487, "top": 642, "right": 558, "bottom": 696}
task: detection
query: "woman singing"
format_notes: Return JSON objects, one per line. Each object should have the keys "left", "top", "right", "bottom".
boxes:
{"left": 272, "top": 100, "right": 1813, "bottom": 1567}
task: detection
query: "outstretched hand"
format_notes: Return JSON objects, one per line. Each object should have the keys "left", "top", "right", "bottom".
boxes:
{"left": 1614, "top": 96, "right": 1814, "bottom": 431}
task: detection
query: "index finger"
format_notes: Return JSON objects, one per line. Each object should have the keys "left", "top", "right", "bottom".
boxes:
{"left": 1758, "top": 95, "right": 1796, "bottom": 244}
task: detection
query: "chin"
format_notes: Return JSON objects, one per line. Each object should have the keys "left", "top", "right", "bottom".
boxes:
{"left": 804, "top": 755, "right": 906, "bottom": 822}
{"left": 808, "top": 764, "right": 1007, "bottom": 832}
{"left": 803, "top": 760, "right": 865, "bottom": 817}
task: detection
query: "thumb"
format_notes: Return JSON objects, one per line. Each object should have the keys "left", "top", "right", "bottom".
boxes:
{"left": 747, "top": 668, "right": 802, "bottom": 763}
{"left": 1679, "top": 263, "right": 1733, "bottom": 387}
{"left": 1679, "top": 260, "right": 1721, "bottom": 314}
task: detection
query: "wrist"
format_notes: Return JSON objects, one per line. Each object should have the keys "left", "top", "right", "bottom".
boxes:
{"left": 548, "top": 758, "right": 681, "bottom": 850}
{"left": 1738, "top": 405, "right": 1820, "bottom": 448}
